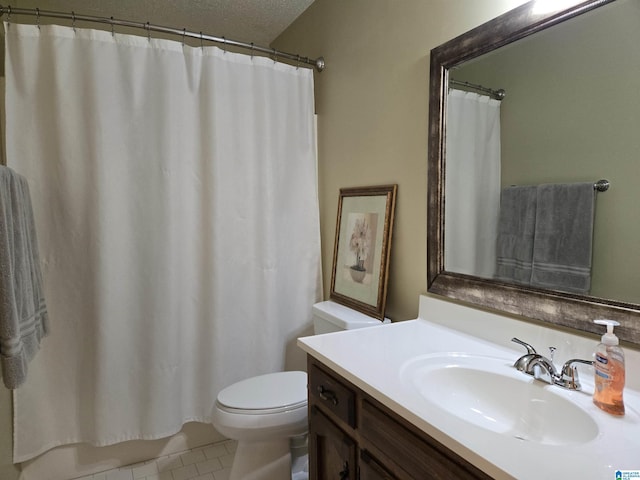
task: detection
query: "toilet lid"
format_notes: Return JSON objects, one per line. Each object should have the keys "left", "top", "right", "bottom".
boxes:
{"left": 217, "top": 371, "right": 307, "bottom": 411}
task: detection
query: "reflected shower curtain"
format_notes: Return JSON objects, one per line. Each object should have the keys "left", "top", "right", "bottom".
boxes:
{"left": 5, "top": 23, "right": 321, "bottom": 462}
{"left": 445, "top": 89, "right": 501, "bottom": 278}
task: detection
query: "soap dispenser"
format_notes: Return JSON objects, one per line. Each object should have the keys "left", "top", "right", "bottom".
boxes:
{"left": 593, "top": 319, "right": 625, "bottom": 415}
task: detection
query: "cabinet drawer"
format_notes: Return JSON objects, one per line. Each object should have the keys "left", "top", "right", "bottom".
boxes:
{"left": 309, "top": 363, "right": 356, "bottom": 428}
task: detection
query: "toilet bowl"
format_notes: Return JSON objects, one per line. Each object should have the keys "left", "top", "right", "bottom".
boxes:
{"left": 211, "top": 301, "right": 388, "bottom": 480}
{"left": 212, "top": 371, "right": 308, "bottom": 480}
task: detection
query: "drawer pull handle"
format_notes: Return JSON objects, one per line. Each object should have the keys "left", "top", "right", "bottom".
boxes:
{"left": 317, "top": 385, "right": 339, "bottom": 406}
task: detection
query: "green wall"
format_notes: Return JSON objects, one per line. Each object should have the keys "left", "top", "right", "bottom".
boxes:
{"left": 455, "top": 0, "right": 640, "bottom": 302}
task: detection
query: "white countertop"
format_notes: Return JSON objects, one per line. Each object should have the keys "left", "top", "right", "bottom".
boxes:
{"left": 298, "top": 297, "right": 640, "bottom": 479}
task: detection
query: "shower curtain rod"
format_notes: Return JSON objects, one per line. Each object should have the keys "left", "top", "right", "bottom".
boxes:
{"left": 450, "top": 78, "right": 505, "bottom": 100}
{"left": 0, "top": 4, "right": 326, "bottom": 72}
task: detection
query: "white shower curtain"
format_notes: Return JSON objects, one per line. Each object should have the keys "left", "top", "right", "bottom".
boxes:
{"left": 444, "top": 89, "right": 501, "bottom": 278}
{"left": 5, "top": 23, "right": 321, "bottom": 462}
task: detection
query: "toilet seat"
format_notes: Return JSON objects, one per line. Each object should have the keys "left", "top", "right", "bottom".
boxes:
{"left": 212, "top": 371, "right": 309, "bottom": 443}
{"left": 216, "top": 371, "right": 308, "bottom": 415}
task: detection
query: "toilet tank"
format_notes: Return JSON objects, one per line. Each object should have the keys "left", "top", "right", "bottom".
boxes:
{"left": 312, "top": 300, "right": 388, "bottom": 334}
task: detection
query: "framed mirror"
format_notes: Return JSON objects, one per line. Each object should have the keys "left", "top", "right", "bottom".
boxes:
{"left": 427, "top": 0, "right": 640, "bottom": 345}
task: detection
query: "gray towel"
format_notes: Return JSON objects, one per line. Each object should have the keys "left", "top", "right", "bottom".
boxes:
{"left": 0, "top": 165, "right": 49, "bottom": 389}
{"left": 495, "top": 186, "right": 537, "bottom": 285}
{"left": 530, "top": 182, "right": 595, "bottom": 294}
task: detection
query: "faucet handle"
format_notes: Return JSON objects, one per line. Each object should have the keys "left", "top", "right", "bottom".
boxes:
{"left": 559, "top": 358, "right": 594, "bottom": 390}
{"left": 560, "top": 358, "right": 594, "bottom": 376}
{"left": 511, "top": 338, "right": 539, "bottom": 373}
{"left": 511, "top": 337, "right": 537, "bottom": 354}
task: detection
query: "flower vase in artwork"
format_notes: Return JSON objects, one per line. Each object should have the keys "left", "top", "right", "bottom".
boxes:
{"left": 350, "top": 257, "right": 366, "bottom": 283}
{"left": 349, "top": 217, "right": 371, "bottom": 284}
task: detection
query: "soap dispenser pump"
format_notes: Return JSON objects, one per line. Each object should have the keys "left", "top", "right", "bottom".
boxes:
{"left": 593, "top": 319, "right": 625, "bottom": 415}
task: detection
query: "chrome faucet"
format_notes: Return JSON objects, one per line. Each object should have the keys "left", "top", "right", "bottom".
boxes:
{"left": 511, "top": 338, "right": 593, "bottom": 391}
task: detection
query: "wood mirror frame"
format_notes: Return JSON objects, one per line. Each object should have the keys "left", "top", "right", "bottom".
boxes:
{"left": 427, "top": 0, "right": 640, "bottom": 346}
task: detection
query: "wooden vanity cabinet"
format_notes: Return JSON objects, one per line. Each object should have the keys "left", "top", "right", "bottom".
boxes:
{"left": 308, "top": 357, "right": 492, "bottom": 480}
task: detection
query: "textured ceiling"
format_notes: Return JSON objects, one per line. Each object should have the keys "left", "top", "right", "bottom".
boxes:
{"left": 9, "top": 0, "right": 315, "bottom": 46}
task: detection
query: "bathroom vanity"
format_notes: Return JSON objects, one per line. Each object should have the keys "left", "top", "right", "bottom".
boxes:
{"left": 298, "top": 295, "right": 640, "bottom": 480}
{"left": 308, "top": 357, "right": 490, "bottom": 479}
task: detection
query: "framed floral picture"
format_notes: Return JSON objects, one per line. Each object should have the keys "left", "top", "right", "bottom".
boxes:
{"left": 330, "top": 184, "right": 397, "bottom": 320}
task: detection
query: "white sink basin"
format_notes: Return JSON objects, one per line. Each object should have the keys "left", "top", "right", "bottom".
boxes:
{"left": 400, "top": 353, "right": 599, "bottom": 446}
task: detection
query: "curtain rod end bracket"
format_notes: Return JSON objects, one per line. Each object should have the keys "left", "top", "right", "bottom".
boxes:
{"left": 315, "top": 56, "right": 325, "bottom": 72}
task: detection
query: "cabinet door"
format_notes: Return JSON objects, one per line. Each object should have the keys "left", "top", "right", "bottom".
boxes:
{"left": 360, "top": 399, "right": 491, "bottom": 479}
{"left": 359, "top": 450, "right": 398, "bottom": 480}
{"left": 309, "top": 405, "right": 356, "bottom": 480}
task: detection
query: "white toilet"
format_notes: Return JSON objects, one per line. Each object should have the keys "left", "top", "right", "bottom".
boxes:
{"left": 211, "top": 300, "right": 387, "bottom": 480}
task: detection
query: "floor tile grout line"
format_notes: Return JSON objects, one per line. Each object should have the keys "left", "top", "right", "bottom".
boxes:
{"left": 71, "top": 439, "right": 236, "bottom": 480}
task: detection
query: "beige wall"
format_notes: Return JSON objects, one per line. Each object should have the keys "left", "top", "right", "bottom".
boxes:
{"left": 274, "top": 0, "right": 528, "bottom": 322}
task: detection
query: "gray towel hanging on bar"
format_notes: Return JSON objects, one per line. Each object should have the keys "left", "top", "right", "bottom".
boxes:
{"left": 495, "top": 186, "right": 537, "bottom": 285}
{"left": 530, "top": 182, "right": 595, "bottom": 294}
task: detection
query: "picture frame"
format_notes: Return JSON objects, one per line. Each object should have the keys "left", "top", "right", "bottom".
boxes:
{"left": 330, "top": 184, "right": 397, "bottom": 320}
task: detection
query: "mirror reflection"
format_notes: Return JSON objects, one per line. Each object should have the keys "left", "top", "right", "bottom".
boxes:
{"left": 444, "top": 0, "right": 640, "bottom": 304}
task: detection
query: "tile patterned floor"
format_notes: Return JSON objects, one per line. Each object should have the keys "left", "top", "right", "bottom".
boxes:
{"left": 73, "top": 440, "right": 237, "bottom": 480}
